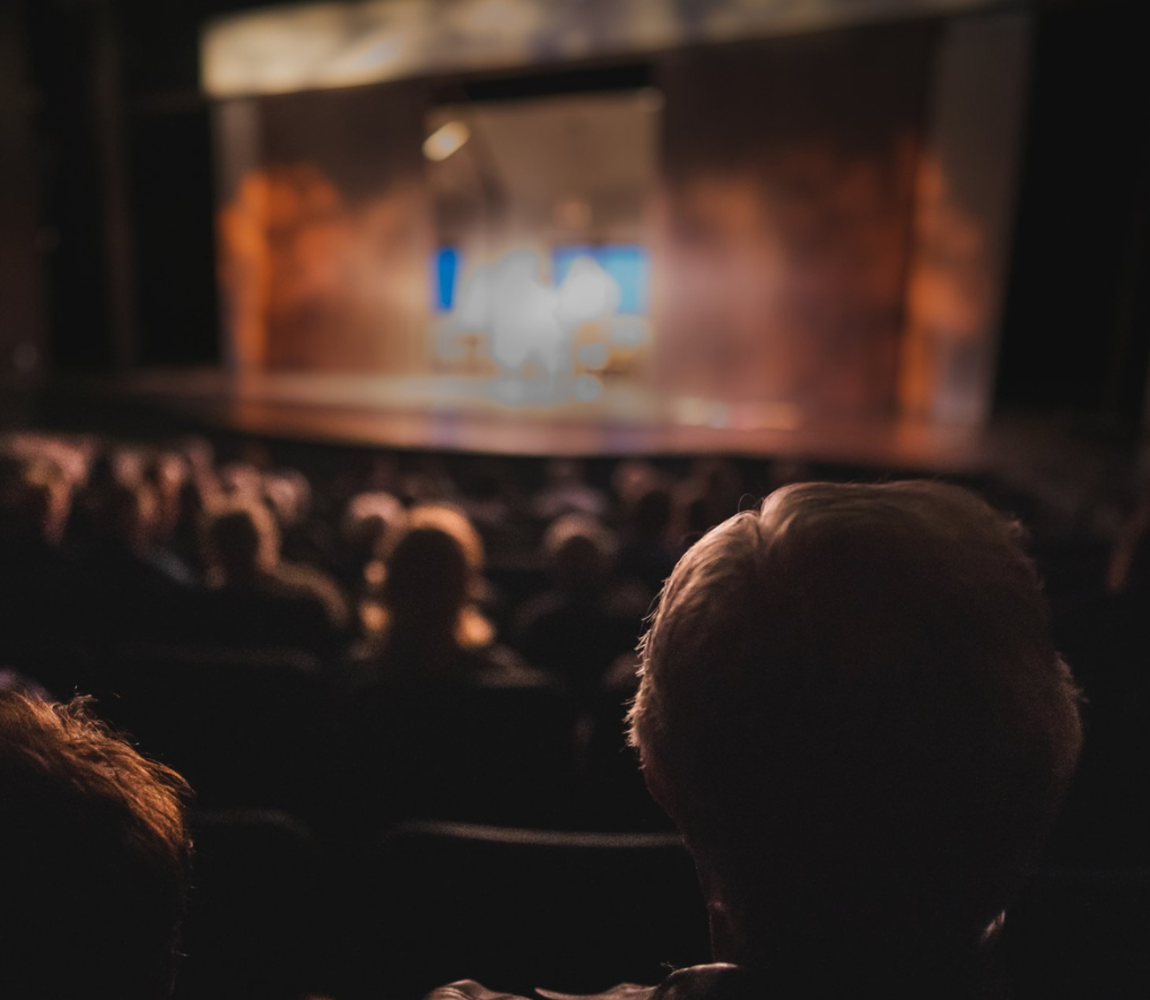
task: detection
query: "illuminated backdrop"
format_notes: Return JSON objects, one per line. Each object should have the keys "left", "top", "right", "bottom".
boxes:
{"left": 210, "top": 3, "right": 1028, "bottom": 427}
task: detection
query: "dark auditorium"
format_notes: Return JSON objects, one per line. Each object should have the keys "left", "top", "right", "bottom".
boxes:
{"left": 2, "top": 1, "right": 1148, "bottom": 999}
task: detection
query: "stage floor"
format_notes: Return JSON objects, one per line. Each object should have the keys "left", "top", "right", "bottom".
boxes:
{"left": 57, "top": 368, "right": 1120, "bottom": 478}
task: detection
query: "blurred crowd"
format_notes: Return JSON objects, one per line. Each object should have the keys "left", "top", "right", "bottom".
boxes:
{"left": 1, "top": 427, "right": 1148, "bottom": 855}
{"left": 0, "top": 430, "right": 756, "bottom": 683}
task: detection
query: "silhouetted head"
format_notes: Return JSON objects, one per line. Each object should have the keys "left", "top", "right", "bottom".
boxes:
{"left": 218, "top": 461, "right": 263, "bottom": 499}
{"left": 673, "top": 480, "right": 715, "bottom": 546}
{"left": 0, "top": 464, "right": 70, "bottom": 552}
{"left": 676, "top": 459, "right": 745, "bottom": 543}
{"left": 382, "top": 505, "right": 492, "bottom": 649}
{"left": 630, "top": 481, "right": 1082, "bottom": 985}
{"left": 178, "top": 435, "right": 215, "bottom": 478}
{"left": 545, "top": 513, "right": 617, "bottom": 592}
{"left": 629, "top": 484, "right": 674, "bottom": 541}
{"left": 343, "top": 491, "right": 407, "bottom": 561}
{"left": 405, "top": 503, "right": 485, "bottom": 576}
{"left": 204, "top": 499, "right": 280, "bottom": 582}
{"left": 263, "top": 468, "right": 311, "bottom": 529}
{"left": 174, "top": 474, "right": 210, "bottom": 539}
{"left": 145, "top": 451, "right": 190, "bottom": 542}
{"left": 0, "top": 692, "right": 192, "bottom": 1000}
{"left": 612, "top": 459, "right": 663, "bottom": 509}
{"left": 99, "top": 480, "right": 160, "bottom": 550}
{"left": 384, "top": 525, "right": 471, "bottom": 639}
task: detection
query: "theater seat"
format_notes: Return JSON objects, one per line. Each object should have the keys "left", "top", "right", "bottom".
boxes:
{"left": 578, "top": 682, "right": 672, "bottom": 831}
{"left": 334, "top": 678, "right": 582, "bottom": 830}
{"left": 336, "top": 821, "right": 710, "bottom": 1000}
{"left": 97, "top": 643, "right": 324, "bottom": 816}
{"left": 177, "top": 809, "right": 321, "bottom": 1000}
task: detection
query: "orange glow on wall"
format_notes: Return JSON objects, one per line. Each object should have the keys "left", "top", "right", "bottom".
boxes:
{"left": 218, "top": 164, "right": 431, "bottom": 372}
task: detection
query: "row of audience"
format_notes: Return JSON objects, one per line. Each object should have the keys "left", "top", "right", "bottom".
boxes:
{"left": 3, "top": 472, "right": 1132, "bottom": 999}
{"left": 1, "top": 431, "right": 740, "bottom": 690}
{"left": 3, "top": 431, "right": 1149, "bottom": 827}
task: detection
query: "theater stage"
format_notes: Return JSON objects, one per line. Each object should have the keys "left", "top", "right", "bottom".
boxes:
{"left": 55, "top": 368, "right": 1117, "bottom": 480}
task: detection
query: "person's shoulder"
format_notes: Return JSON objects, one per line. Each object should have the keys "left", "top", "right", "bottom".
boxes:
{"left": 643, "top": 965, "right": 760, "bottom": 1000}
{"left": 271, "top": 561, "right": 351, "bottom": 627}
{"left": 513, "top": 590, "right": 567, "bottom": 633}
{"left": 470, "top": 642, "right": 554, "bottom": 687}
{"left": 425, "top": 981, "right": 655, "bottom": 1000}
{"left": 424, "top": 982, "right": 533, "bottom": 1000}
{"left": 424, "top": 966, "right": 756, "bottom": 1000}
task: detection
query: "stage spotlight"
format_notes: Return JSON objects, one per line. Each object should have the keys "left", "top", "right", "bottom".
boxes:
{"left": 423, "top": 121, "right": 471, "bottom": 162}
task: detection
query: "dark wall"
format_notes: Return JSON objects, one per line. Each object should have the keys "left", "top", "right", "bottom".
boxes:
{"left": 128, "top": 104, "right": 220, "bottom": 365}
{"left": 0, "top": 4, "right": 46, "bottom": 394}
{"left": 23, "top": 0, "right": 119, "bottom": 372}
{"left": 19, "top": 0, "right": 260, "bottom": 372}
{"left": 996, "top": 2, "right": 1150, "bottom": 429}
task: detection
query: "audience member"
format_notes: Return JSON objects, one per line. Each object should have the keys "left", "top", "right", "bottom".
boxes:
{"left": 199, "top": 498, "right": 347, "bottom": 653}
{"left": 409, "top": 502, "right": 504, "bottom": 635}
{"left": 351, "top": 507, "right": 532, "bottom": 686}
{"left": 673, "top": 459, "right": 746, "bottom": 551}
{"left": 0, "top": 691, "right": 192, "bottom": 1000}
{"left": 534, "top": 459, "right": 608, "bottom": 520}
{"left": 2, "top": 430, "right": 1129, "bottom": 889}
{"left": 430, "top": 481, "right": 1083, "bottom": 1000}
{"left": 264, "top": 465, "right": 339, "bottom": 571}
{"left": 512, "top": 513, "right": 641, "bottom": 696}
{"left": 0, "top": 461, "right": 76, "bottom": 655}
{"left": 400, "top": 456, "right": 459, "bottom": 506}
{"left": 610, "top": 458, "right": 663, "bottom": 511}
{"left": 338, "top": 489, "right": 408, "bottom": 603}
{"left": 218, "top": 460, "right": 264, "bottom": 499}
{"left": 75, "top": 478, "right": 200, "bottom": 642}
{"left": 616, "top": 482, "right": 679, "bottom": 594}
{"left": 144, "top": 450, "right": 191, "bottom": 549}
{"left": 167, "top": 465, "right": 214, "bottom": 577}
{"left": 337, "top": 505, "right": 564, "bottom": 832}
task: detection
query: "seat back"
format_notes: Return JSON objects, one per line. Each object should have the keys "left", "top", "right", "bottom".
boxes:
{"left": 99, "top": 643, "right": 323, "bottom": 814}
{"left": 579, "top": 685, "right": 671, "bottom": 831}
{"left": 337, "top": 679, "right": 581, "bottom": 829}
{"left": 177, "top": 809, "right": 321, "bottom": 1000}
{"left": 339, "top": 821, "right": 710, "bottom": 1000}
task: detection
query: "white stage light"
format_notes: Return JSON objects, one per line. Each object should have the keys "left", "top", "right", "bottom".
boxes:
{"left": 423, "top": 121, "right": 471, "bottom": 162}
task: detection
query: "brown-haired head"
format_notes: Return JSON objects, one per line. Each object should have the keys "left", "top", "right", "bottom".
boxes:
{"left": 0, "top": 692, "right": 193, "bottom": 1000}
{"left": 381, "top": 505, "right": 493, "bottom": 650}
{"left": 629, "top": 481, "right": 1082, "bottom": 982}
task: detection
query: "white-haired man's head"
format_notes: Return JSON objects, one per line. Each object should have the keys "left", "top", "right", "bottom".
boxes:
{"left": 629, "top": 480, "right": 1082, "bottom": 970}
